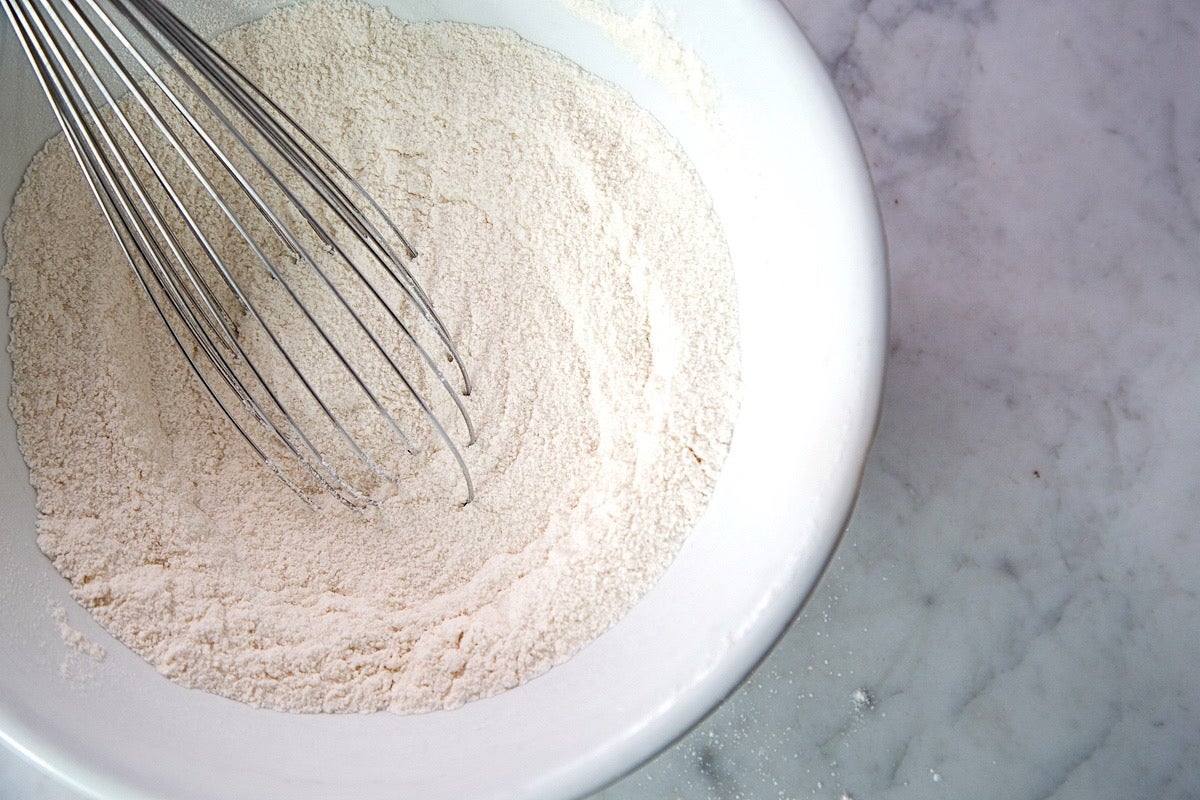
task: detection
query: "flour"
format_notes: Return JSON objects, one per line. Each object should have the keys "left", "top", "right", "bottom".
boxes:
{"left": 3, "top": 0, "right": 739, "bottom": 713}
{"left": 50, "top": 604, "right": 106, "bottom": 666}
{"left": 554, "top": 0, "right": 720, "bottom": 123}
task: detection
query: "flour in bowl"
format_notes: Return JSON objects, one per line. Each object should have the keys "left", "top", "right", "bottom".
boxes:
{"left": 3, "top": 0, "right": 739, "bottom": 713}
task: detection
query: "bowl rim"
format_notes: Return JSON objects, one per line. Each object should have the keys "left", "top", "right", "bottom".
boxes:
{"left": 0, "top": 1, "right": 888, "bottom": 798}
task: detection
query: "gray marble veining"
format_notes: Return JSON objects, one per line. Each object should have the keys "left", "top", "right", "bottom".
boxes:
{"left": 3, "top": 0, "right": 1198, "bottom": 798}
{"left": 595, "top": 1, "right": 1200, "bottom": 797}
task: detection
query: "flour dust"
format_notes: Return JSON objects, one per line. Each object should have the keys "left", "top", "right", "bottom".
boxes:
{"left": 3, "top": 0, "right": 740, "bottom": 713}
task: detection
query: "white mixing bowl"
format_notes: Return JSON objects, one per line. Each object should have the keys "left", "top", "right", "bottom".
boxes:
{"left": 0, "top": 1, "right": 886, "bottom": 797}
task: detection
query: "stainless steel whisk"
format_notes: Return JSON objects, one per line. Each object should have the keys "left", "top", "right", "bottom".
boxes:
{"left": 2, "top": 0, "right": 476, "bottom": 505}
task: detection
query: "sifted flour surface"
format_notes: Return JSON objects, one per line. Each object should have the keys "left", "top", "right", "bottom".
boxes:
{"left": 3, "top": 0, "right": 739, "bottom": 713}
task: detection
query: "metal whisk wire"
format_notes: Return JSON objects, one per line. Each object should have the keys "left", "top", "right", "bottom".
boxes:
{"left": 2, "top": 0, "right": 476, "bottom": 506}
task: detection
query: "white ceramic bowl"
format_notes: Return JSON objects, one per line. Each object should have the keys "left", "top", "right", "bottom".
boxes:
{"left": 0, "top": 1, "right": 886, "bottom": 797}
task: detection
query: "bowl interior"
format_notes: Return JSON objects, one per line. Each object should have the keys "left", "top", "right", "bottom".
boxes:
{"left": 0, "top": 1, "right": 886, "bottom": 798}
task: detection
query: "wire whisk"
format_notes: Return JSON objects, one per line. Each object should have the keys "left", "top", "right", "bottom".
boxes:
{"left": 2, "top": 0, "right": 476, "bottom": 506}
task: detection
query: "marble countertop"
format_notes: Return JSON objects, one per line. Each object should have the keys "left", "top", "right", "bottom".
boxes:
{"left": 3, "top": 0, "right": 1198, "bottom": 797}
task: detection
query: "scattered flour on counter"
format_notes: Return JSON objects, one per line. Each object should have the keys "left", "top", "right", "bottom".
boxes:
{"left": 3, "top": 0, "right": 739, "bottom": 712}
{"left": 850, "top": 687, "right": 874, "bottom": 711}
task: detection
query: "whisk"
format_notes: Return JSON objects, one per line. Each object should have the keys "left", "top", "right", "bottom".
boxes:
{"left": 2, "top": 0, "right": 476, "bottom": 506}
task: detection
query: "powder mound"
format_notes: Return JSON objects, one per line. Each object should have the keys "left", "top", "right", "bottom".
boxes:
{"left": 3, "top": 0, "right": 740, "bottom": 713}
